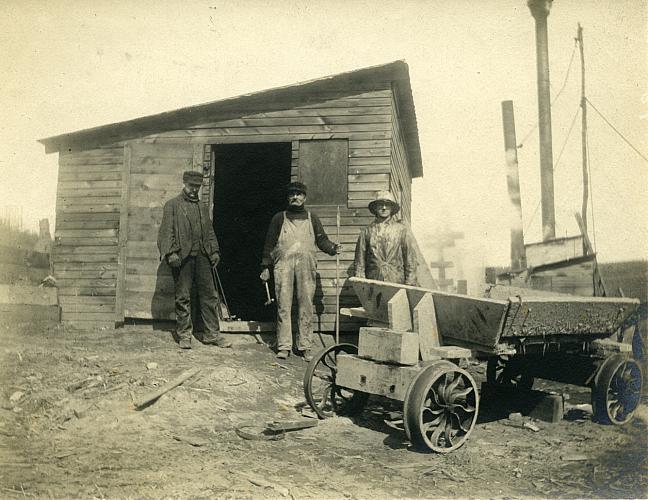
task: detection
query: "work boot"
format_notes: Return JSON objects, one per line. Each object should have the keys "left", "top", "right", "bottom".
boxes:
{"left": 276, "top": 350, "right": 290, "bottom": 360}
{"left": 301, "top": 349, "right": 313, "bottom": 362}
{"left": 178, "top": 337, "right": 192, "bottom": 349}
{"left": 203, "top": 333, "right": 232, "bottom": 348}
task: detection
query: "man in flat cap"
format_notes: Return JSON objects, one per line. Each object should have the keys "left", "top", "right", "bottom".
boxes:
{"left": 157, "top": 170, "right": 232, "bottom": 349}
{"left": 354, "top": 190, "right": 418, "bottom": 286}
{"left": 260, "top": 182, "right": 341, "bottom": 361}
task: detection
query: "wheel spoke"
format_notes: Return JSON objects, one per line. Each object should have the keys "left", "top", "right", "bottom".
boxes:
{"left": 608, "top": 401, "right": 623, "bottom": 420}
{"left": 438, "top": 373, "right": 451, "bottom": 401}
{"left": 447, "top": 407, "right": 473, "bottom": 432}
{"left": 453, "top": 402, "right": 476, "bottom": 414}
{"left": 448, "top": 384, "right": 474, "bottom": 404}
{"left": 427, "top": 421, "right": 445, "bottom": 447}
{"left": 422, "top": 413, "right": 445, "bottom": 429}
{"left": 444, "top": 374, "right": 462, "bottom": 399}
{"left": 422, "top": 406, "right": 444, "bottom": 416}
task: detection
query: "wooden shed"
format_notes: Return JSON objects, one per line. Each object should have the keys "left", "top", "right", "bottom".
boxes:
{"left": 39, "top": 60, "right": 430, "bottom": 331}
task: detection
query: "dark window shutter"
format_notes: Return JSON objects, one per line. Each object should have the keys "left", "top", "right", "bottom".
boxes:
{"left": 299, "top": 140, "right": 348, "bottom": 205}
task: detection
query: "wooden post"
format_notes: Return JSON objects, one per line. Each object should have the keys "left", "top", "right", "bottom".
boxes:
{"left": 387, "top": 289, "right": 412, "bottom": 331}
{"left": 335, "top": 205, "right": 340, "bottom": 344}
{"left": 115, "top": 143, "right": 132, "bottom": 324}
{"left": 413, "top": 293, "right": 441, "bottom": 360}
{"left": 577, "top": 23, "right": 589, "bottom": 240}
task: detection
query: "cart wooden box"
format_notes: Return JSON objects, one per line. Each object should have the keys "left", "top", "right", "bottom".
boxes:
{"left": 304, "top": 277, "right": 643, "bottom": 453}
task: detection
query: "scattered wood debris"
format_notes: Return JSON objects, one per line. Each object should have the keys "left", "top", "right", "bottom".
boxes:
{"left": 133, "top": 368, "right": 201, "bottom": 409}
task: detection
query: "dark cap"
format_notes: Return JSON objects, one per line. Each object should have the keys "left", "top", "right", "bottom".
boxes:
{"left": 183, "top": 170, "right": 204, "bottom": 185}
{"left": 287, "top": 181, "right": 307, "bottom": 195}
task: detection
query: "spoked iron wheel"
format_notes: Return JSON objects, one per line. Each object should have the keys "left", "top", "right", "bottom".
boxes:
{"left": 592, "top": 354, "right": 643, "bottom": 425}
{"left": 486, "top": 354, "right": 534, "bottom": 391}
{"left": 303, "top": 344, "right": 369, "bottom": 419}
{"left": 405, "top": 362, "right": 479, "bottom": 453}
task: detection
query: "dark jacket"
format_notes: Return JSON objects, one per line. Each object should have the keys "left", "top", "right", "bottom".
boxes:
{"left": 157, "top": 192, "right": 220, "bottom": 264}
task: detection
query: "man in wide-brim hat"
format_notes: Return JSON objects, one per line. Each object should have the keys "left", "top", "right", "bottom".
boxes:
{"left": 353, "top": 190, "right": 418, "bottom": 286}
{"left": 157, "top": 170, "right": 232, "bottom": 349}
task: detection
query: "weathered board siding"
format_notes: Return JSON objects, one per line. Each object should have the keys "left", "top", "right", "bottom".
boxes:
{"left": 55, "top": 84, "right": 425, "bottom": 331}
{"left": 54, "top": 145, "right": 125, "bottom": 327}
{"left": 118, "top": 85, "right": 396, "bottom": 332}
{"left": 389, "top": 86, "right": 413, "bottom": 224}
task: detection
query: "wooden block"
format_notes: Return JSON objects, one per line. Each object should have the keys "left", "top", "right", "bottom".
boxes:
{"left": 340, "top": 307, "right": 369, "bottom": 318}
{"left": 480, "top": 382, "right": 564, "bottom": 423}
{"left": 388, "top": 289, "right": 412, "bottom": 331}
{"left": 336, "top": 354, "right": 419, "bottom": 401}
{"left": 218, "top": 320, "right": 274, "bottom": 333}
{"left": 591, "top": 338, "right": 632, "bottom": 355}
{"left": 358, "top": 327, "right": 419, "bottom": 366}
{"left": 527, "top": 394, "right": 563, "bottom": 423}
{"left": 413, "top": 293, "right": 440, "bottom": 361}
{"left": 426, "top": 346, "right": 473, "bottom": 359}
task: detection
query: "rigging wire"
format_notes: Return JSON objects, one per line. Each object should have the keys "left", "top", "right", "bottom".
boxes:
{"left": 585, "top": 97, "right": 648, "bottom": 164}
{"left": 585, "top": 126, "right": 597, "bottom": 252}
{"left": 524, "top": 104, "right": 581, "bottom": 235}
{"left": 517, "top": 39, "right": 578, "bottom": 149}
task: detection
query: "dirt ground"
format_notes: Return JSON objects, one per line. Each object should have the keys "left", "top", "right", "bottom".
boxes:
{"left": 1, "top": 319, "right": 646, "bottom": 499}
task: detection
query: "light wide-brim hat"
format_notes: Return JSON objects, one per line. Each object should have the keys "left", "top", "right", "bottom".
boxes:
{"left": 368, "top": 190, "right": 400, "bottom": 215}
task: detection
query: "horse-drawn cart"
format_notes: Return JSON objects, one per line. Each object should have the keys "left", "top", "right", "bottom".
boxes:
{"left": 303, "top": 277, "right": 643, "bottom": 453}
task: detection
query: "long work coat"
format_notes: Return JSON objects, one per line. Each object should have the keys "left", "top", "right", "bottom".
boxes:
{"left": 157, "top": 192, "right": 220, "bottom": 264}
{"left": 353, "top": 218, "right": 418, "bottom": 286}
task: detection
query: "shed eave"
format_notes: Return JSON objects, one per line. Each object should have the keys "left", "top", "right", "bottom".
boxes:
{"left": 38, "top": 60, "right": 424, "bottom": 178}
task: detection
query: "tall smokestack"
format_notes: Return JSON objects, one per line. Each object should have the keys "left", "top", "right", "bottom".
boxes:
{"left": 528, "top": 0, "right": 556, "bottom": 241}
{"left": 501, "top": 101, "right": 527, "bottom": 271}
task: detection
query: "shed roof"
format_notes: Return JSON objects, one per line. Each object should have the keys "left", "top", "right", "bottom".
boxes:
{"left": 39, "top": 60, "right": 423, "bottom": 178}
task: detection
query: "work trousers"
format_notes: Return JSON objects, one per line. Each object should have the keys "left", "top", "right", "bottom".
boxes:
{"left": 274, "top": 252, "right": 316, "bottom": 352}
{"left": 172, "top": 253, "right": 220, "bottom": 339}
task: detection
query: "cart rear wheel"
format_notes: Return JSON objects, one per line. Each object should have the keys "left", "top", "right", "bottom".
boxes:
{"left": 486, "top": 355, "right": 534, "bottom": 391}
{"left": 592, "top": 354, "right": 643, "bottom": 425}
{"left": 303, "top": 344, "right": 369, "bottom": 419}
{"left": 405, "top": 362, "right": 479, "bottom": 453}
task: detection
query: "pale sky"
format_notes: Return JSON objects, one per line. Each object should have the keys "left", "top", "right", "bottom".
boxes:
{"left": 2, "top": 0, "right": 646, "bottom": 285}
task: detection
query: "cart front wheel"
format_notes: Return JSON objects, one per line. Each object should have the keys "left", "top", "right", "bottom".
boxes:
{"left": 486, "top": 355, "right": 534, "bottom": 391}
{"left": 592, "top": 354, "right": 643, "bottom": 425}
{"left": 303, "top": 344, "right": 369, "bottom": 419}
{"left": 405, "top": 362, "right": 479, "bottom": 453}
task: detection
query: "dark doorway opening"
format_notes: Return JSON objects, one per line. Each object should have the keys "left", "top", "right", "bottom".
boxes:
{"left": 212, "top": 142, "right": 292, "bottom": 322}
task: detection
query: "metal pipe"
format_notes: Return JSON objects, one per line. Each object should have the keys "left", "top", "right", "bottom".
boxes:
{"left": 528, "top": 0, "right": 556, "bottom": 241}
{"left": 501, "top": 100, "right": 527, "bottom": 271}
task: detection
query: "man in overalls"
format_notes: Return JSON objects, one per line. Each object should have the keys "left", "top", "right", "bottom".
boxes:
{"left": 260, "top": 182, "right": 340, "bottom": 361}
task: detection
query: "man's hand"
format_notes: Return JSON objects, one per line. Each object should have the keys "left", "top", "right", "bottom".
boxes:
{"left": 166, "top": 253, "right": 181, "bottom": 268}
{"left": 211, "top": 254, "right": 220, "bottom": 269}
{"left": 334, "top": 243, "right": 343, "bottom": 255}
{"left": 260, "top": 268, "right": 270, "bottom": 282}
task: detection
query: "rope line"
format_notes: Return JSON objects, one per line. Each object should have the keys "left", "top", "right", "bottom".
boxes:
{"left": 585, "top": 97, "right": 648, "bottom": 164}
